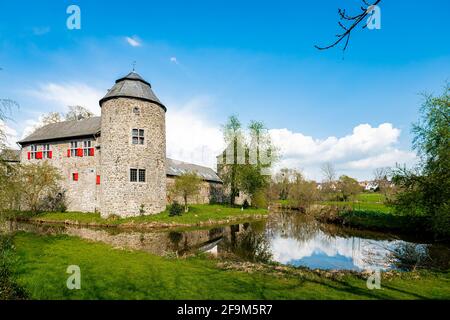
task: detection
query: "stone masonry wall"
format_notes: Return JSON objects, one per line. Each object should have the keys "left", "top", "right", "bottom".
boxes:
{"left": 100, "top": 98, "right": 166, "bottom": 217}
{"left": 20, "top": 137, "right": 100, "bottom": 212}
{"left": 166, "top": 176, "right": 224, "bottom": 205}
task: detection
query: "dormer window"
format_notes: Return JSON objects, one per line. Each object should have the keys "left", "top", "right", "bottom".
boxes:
{"left": 132, "top": 129, "right": 144, "bottom": 145}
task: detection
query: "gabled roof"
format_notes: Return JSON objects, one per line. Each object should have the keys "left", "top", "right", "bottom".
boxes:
{"left": 16, "top": 118, "right": 222, "bottom": 183}
{"left": 18, "top": 117, "right": 101, "bottom": 145}
{"left": 99, "top": 71, "right": 166, "bottom": 111}
{"left": 166, "top": 158, "right": 222, "bottom": 183}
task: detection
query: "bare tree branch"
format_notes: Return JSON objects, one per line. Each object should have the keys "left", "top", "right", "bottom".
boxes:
{"left": 315, "top": 0, "right": 381, "bottom": 51}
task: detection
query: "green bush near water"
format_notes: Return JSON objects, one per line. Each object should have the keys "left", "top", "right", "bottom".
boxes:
{"left": 0, "top": 234, "right": 28, "bottom": 300}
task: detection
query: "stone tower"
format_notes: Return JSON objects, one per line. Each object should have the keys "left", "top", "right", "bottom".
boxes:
{"left": 99, "top": 72, "right": 167, "bottom": 217}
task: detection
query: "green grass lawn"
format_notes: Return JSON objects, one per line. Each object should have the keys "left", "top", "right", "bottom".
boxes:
{"left": 9, "top": 232, "right": 450, "bottom": 299}
{"left": 321, "top": 192, "right": 392, "bottom": 213}
{"left": 355, "top": 193, "right": 386, "bottom": 203}
{"left": 17, "top": 204, "right": 267, "bottom": 227}
{"left": 322, "top": 201, "right": 393, "bottom": 213}
{"left": 316, "top": 193, "right": 435, "bottom": 234}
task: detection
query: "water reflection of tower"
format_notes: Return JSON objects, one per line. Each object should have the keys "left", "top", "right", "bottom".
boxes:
{"left": 230, "top": 224, "right": 241, "bottom": 249}
{"left": 351, "top": 237, "right": 361, "bottom": 267}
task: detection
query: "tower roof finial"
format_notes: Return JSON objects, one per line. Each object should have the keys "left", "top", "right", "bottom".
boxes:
{"left": 132, "top": 61, "right": 136, "bottom": 72}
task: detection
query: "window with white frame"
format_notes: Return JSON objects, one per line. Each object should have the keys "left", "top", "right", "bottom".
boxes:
{"left": 70, "top": 141, "right": 78, "bottom": 156}
{"left": 83, "top": 140, "right": 92, "bottom": 156}
{"left": 30, "top": 145, "right": 37, "bottom": 159}
{"left": 132, "top": 129, "right": 145, "bottom": 145}
{"left": 42, "top": 144, "right": 51, "bottom": 158}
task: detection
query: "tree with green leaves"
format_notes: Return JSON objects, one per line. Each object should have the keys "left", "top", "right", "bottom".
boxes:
{"left": 18, "top": 162, "right": 62, "bottom": 213}
{"left": 220, "top": 115, "right": 245, "bottom": 205}
{"left": 219, "top": 116, "right": 277, "bottom": 206}
{"left": 337, "top": 175, "right": 361, "bottom": 201}
{"left": 171, "top": 172, "right": 203, "bottom": 213}
{"left": 237, "top": 164, "right": 268, "bottom": 207}
{"left": 392, "top": 84, "right": 450, "bottom": 239}
{"left": 248, "top": 120, "right": 278, "bottom": 174}
{"left": 287, "top": 171, "right": 320, "bottom": 210}
{"left": 273, "top": 168, "right": 299, "bottom": 200}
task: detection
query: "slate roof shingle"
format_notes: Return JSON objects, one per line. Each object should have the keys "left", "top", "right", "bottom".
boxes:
{"left": 18, "top": 117, "right": 101, "bottom": 145}
{"left": 166, "top": 158, "right": 222, "bottom": 183}
{"left": 99, "top": 72, "right": 166, "bottom": 111}
{"left": 17, "top": 118, "right": 221, "bottom": 183}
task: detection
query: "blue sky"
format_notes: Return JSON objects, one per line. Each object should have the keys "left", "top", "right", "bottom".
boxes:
{"left": 0, "top": 0, "right": 449, "bottom": 180}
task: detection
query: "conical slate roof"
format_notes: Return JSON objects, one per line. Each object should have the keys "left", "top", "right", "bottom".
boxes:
{"left": 99, "top": 72, "right": 166, "bottom": 111}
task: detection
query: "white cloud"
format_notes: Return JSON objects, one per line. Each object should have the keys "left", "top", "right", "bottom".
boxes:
{"left": 0, "top": 120, "right": 19, "bottom": 149}
{"left": 270, "top": 232, "right": 403, "bottom": 270}
{"left": 20, "top": 117, "right": 46, "bottom": 140}
{"left": 17, "top": 83, "right": 416, "bottom": 180}
{"left": 170, "top": 57, "right": 179, "bottom": 64}
{"left": 166, "top": 96, "right": 224, "bottom": 169}
{"left": 26, "top": 82, "right": 103, "bottom": 115}
{"left": 125, "top": 36, "right": 142, "bottom": 47}
{"left": 20, "top": 82, "right": 103, "bottom": 141}
{"left": 345, "top": 149, "right": 416, "bottom": 170}
{"left": 270, "top": 123, "right": 417, "bottom": 180}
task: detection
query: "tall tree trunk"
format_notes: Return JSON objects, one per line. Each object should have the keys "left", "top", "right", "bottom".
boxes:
{"left": 184, "top": 195, "right": 188, "bottom": 213}
{"left": 230, "top": 136, "right": 238, "bottom": 206}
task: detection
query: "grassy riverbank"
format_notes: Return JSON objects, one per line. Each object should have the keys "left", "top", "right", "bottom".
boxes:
{"left": 8, "top": 204, "right": 268, "bottom": 228}
{"left": 325, "top": 210, "right": 430, "bottom": 234}
{"left": 6, "top": 232, "right": 450, "bottom": 299}
{"left": 316, "top": 193, "right": 432, "bottom": 235}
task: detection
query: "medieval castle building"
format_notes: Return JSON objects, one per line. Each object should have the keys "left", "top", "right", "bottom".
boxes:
{"left": 17, "top": 72, "right": 223, "bottom": 217}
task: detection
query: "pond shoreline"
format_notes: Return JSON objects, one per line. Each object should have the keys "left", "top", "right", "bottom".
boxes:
{"left": 7, "top": 231, "right": 450, "bottom": 299}
{"left": 13, "top": 213, "right": 268, "bottom": 230}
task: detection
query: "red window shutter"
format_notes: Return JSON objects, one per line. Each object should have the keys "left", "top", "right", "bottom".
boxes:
{"left": 67, "top": 149, "right": 71, "bottom": 157}
{"left": 89, "top": 148, "right": 94, "bottom": 156}
{"left": 77, "top": 148, "right": 83, "bottom": 157}
{"left": 27, "top": 152, "right": 31, "bottom": 160}
{"left": 96, "top": 175, "right": 100, "bottom": 185}
{"left": 36, "top": 151, "right": 43, "bottom": 159}
{"left": 48, "top": 151, "right": 53, "bottom": 159}
{"left": 73, "top": 173, "right": 78, "bottom": 181}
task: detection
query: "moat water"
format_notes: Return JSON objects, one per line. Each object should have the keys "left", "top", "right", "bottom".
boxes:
{"left": 3, "top": 211, "right": 449, "bottom": 271}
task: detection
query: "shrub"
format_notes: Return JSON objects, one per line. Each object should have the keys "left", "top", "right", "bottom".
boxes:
{"left": 0, "top": 234, "right": 28, "bottom": 300}
{"left": 171, "top": 173, "right": 202, "bottom": 213}
{"left": 139, "top": 204, "right": 146, "bottom": 216}
{"left": 41, "top": 190, "right": 67, "bottom": 212}
{"left": 18, "top": 162, "right": 62, "bottom": 213}
{"left": 252, "top": 190, "right": 268, "bottom": 209}
{"left": 169, "top": 201, "right": 183, "bottom": 216}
